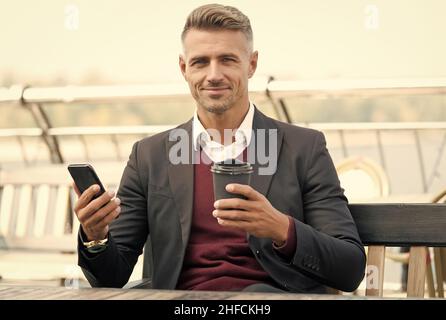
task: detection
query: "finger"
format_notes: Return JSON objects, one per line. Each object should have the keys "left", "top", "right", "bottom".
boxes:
{"left": 72, "top": 181, "right": 81, "bottom": 198}
{"left": 75, "top": 184, "right": 102, "bottom": 211}
{"left": 96, "top": 207, "right": 121, "bottom": 229}
{"left": 78, "top": 190, "right": 115, "bottom": 221}
{"left": 213, "top": 197, "right": 256, "bottom": 211}
{"left": 213, "top": 209, "right": 252, "bottom": 222}
{"left": 216, "top": 218, "right": 250, "bottom": 231}
{"left": 225, "top": 184, "right": 263, "bottom": 201}
{"left": 85, "top": 197, "right": 120, "bottom": 226}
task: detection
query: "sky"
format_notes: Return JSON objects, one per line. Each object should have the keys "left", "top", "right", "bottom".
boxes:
{"left": 0, "top": 0, "right": 445, "bottom": 85}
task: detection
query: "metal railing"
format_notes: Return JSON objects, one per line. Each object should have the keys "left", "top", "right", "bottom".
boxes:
{"left": 2, "top": 77, "right": 446, "bottom": 104}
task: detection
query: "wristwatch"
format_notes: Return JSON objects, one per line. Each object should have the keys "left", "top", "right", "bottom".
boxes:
{"left": 83, "top": 238, "right": 108, "bottom": 254}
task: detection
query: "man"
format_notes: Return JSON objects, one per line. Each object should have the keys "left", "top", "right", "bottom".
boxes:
{"left": 75, "top": 4, "right": 366, "bottom": 293}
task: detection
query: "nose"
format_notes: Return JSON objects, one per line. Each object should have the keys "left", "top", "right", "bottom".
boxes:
{"left": 206, "top": 61, "right": 224, "bottom": 83}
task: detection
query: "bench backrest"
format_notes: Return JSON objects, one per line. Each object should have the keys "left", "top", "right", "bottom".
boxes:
{"left": 0, "top": 163, "right": 124, "bottom": 252}
{"left": 349, "top": 203, "right": 446, "bottom": 297}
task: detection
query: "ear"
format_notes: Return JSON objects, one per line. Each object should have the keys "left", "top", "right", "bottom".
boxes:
{"left": 248, "top": 50, "right": 258, "bottom": 79}
{"left": 179, "top": 54, "right": 187, "bottom": 79}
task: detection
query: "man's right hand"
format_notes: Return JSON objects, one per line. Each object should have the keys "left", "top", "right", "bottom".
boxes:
{"left": 73, "top": 183, "right": 121, "bottom": 241}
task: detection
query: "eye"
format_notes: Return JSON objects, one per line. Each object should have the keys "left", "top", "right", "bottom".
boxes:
{"left": 191, "top": 59, "right": 207, "bottom": 67}
{"left": 222, "top": 57, "right": 236, "bottom": 63}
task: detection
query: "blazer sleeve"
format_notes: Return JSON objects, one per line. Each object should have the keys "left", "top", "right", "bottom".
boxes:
{"left": 78, "top": 141, "right": 149, "bottom": 288}
{"left": 290, "top": 131, "right": 366, "bottom": 292}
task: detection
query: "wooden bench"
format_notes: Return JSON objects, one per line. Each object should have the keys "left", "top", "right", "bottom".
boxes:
{"left": 350, "top": 203, "right": 446, "bottom": 298}
{"left": 1, "top": 167, "right": 74, "bottom": 253}
{"left": 0, "top": 163, "right": 126, "bottom": 283}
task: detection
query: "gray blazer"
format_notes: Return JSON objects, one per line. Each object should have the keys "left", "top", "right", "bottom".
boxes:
{"left": 78, "top": 108, "right": 366, "bottom": 293}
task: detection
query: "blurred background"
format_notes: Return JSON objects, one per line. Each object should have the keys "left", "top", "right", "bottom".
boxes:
{"left": 0, "top": 0, "right": 445, "bottom": 297}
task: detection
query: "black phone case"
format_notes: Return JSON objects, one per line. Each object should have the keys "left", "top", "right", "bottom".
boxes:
{"left": 67, "top": 164, "right": 106, "bottom": 199}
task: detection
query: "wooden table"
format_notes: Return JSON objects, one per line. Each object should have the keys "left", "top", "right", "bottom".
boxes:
{"left": 0, "top": 285, "right": 379, "bottom": 300}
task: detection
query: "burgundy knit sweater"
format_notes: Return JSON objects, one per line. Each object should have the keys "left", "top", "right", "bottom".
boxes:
{"left": 176, "top": 151, "right": 296, "bottom": 291}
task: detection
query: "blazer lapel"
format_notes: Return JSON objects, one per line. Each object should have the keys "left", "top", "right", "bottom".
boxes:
{"left": 248, "top": 108, "right": 284, "bottom": 197}
{"left": 166, "top": 119, "right": 194, "bottom": 248}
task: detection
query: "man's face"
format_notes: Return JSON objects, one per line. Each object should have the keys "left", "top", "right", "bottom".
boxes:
{"left": 180, "top": 29, "right": 258, "bottom": 115}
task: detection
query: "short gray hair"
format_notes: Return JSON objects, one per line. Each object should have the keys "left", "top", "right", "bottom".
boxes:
{"left": 181, "top": 4, "right": 253, "bottom": 47}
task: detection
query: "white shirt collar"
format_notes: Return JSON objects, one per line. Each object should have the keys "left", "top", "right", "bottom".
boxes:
{"left": 192, "top": 102, "right": 254, "bottom": 152}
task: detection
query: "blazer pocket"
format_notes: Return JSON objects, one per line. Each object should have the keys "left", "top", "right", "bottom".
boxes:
{"left": 148, "top": 184, "right": 173, "bottom": 198}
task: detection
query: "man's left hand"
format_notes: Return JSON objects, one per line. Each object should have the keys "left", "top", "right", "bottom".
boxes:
{"left": 213, "top": 183, "right": 290, "bottom": 245}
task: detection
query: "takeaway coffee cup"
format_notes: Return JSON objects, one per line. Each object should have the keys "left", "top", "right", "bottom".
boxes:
{"left": 211, "top": 159, "right": 253, "bottom": 201}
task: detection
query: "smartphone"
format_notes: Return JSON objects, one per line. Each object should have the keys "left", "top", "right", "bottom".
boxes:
{"left": 68, "top": 163, "right": 106, "bottom": 200}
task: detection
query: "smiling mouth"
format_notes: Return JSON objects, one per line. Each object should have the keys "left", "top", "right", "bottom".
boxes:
{"left": 203, "top": 87, "right": 229, "bottom": 91}
{"left": 202, "top": 87, "right": 230, "bottom": 95}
